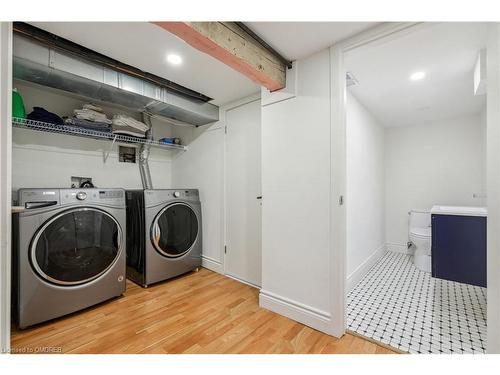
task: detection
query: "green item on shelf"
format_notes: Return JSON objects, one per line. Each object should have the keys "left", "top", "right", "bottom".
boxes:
{"left": 12, "top": 88, "right": 26, "bottom": 119}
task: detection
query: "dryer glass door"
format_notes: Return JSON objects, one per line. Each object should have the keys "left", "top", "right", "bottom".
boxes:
{"left": 151, "top": 203, "right": 198, "bottom": 258}
{"left": 31, "top": 208, "right": 122, "bottom": 285}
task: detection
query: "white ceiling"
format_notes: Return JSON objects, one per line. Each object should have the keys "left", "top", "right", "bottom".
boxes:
{"left": 346, "top": 23, "right": 488, "bottom": 127}
{"left": 29, "top": 22, "right": 261, "bottom": 106}
{"left": 246, "top": 22, "right": 378, "bottom": 61}
{"left": 29, "top": 22, "right": 378, "bottom": 106}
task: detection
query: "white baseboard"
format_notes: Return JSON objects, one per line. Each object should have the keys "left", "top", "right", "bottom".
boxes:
{"left": 386, "top": 242, "right": 411, "bottom": 254}
{"left": 259, "top": 289, "right": 337, "bottom": 337}
{"left": 225, "top": 273, "right": 261, "bottom": 289}
{"left": 201, "top": 255, "right": 223, "bottom": 274}
{"left": 347, "top": 244, "right": 387, "bottom": 293}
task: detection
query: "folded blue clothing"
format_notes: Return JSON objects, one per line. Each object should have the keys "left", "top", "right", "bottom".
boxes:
{"left": 27, "top": 107, "right": 64, "bottom": 125}
{"left": 70, "top": 124, "right": 113, "bottom": 133}
{"left": 65, "top": 117, "right": 113, "bottom": 133}
{"left": 80, "top": 126, "right": 112, "bottom": 133}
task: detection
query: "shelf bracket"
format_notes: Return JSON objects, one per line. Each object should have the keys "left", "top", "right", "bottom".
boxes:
{"left": 103, "top": 135, "right": 117, "bottom": 163}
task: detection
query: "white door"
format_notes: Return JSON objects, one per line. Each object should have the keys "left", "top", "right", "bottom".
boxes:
{"left": 225, "top": 99, "right": 262, "bottom": 287}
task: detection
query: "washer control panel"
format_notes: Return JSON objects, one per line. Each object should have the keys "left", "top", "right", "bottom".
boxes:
{"left": 60, "top": 189, "right": 125, "bottom": 207}
{"left": 76, "top": 191, "right": 87, "bottom": 200}
{"left": 18, "top": 189, "right": 60, "bottom": 208}
{"left": 18, "top": 188, "right": 125, "bottom": 209}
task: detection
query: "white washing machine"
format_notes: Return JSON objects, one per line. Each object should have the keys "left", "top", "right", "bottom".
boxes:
{"left": 12, "top": 188, "right": 126, "bottom": 328}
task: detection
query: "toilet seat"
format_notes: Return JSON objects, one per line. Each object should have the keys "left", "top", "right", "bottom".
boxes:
{"left": 410, "top": 226, "right": 431, "bottom": 239}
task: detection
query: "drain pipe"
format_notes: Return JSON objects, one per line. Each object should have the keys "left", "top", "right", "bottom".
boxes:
{"left": 139, "top": 112, "right": 154, "bottom": 190}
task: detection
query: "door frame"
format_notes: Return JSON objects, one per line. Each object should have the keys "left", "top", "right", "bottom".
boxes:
{"left": 486, "top": 23, "right": 500, "bottom": 354}
{"left": 329, "top": 22, "right": 426, "bottom": 337}
{"left": 0, "top": 22, "right": 13, "bottom": 354}
{"left": 221, "top": 93, "right": 262, "bottom": 288}
{"left": 329, "top": 22, "right": 500, "bottom": 352}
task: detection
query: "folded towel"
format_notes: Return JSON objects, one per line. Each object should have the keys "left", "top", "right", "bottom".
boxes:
{"left": 111, "top": 123, "right": 146, "bottom": 138}
{"left": 74, "top": 109, "right": 112, "bottom": 124}
{"left": 82, "top": 103, "right": 103, "bottom": 113}
{"left": 112, "top": 114, "right": 149, "bottom": 132}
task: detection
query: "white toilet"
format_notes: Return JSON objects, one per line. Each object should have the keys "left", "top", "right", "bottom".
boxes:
{"left": 408, "top": 209, "right": 431, "bottom": 272}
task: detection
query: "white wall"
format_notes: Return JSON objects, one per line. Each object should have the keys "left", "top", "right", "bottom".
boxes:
{"left": 260, "top": 49, "right": 334, "bottom": 333}
{"left": 385, "top": 114, "right": 487, "bottom": 249}
{"left": 172, "top": 123, "right": 225, "bottom": 273}
{"left": 346, "top": 92, "right": 385, "bottom": 291}
{"left": 12, "top": 81, "right": 174, "bottom": 191}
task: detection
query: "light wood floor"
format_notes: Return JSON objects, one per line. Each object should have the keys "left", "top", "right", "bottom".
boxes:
{"left": 11, "top": 268, "right": 397, "bottom": 354}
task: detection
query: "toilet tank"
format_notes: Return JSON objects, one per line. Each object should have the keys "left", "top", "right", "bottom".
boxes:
{"left": 409, "top": 209, "right": 431, "bottom": 229}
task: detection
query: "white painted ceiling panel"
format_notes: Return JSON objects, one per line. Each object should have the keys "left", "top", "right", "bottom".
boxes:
{"left": 29, "top": 22, "right": 261, "bottom": 106}
{"left": 246, "top": 22, "right": 379, "bottom": 60}
{"left": 28, "top": 22, "right": 383, "bottom": 106}
{"left": 345, "top": 23, "right": 488, "bottom": 127}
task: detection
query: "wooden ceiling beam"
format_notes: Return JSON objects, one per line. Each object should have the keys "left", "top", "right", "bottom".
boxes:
{"left": 152, "top": 22, "right": 287, "bottom": 92}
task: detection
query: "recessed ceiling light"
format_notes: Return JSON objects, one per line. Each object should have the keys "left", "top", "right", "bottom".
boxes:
{"left": 410, "top": 71, "right": 426, "bottom": 81}
{"left": 166, "top": 54, "right": 182, "bottom": 66}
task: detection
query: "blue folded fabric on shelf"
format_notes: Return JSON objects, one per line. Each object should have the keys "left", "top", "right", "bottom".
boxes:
{"left": 65, "top": 117, "right": 113, "bottom": 133}
{"left": 27, "top": 107, "right": 64, "bottom": 125}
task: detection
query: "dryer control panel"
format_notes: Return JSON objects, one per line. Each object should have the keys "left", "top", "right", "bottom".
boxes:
{"left": 143, "top": 189, "right": 200, "bottom": 207}
{"left": 171, "top": 190, "right": 198, "bottom": 199}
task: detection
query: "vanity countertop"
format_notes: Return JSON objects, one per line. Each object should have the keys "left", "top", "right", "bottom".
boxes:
{"left": 431, "top": 205, "right": 487, "bottom": 217}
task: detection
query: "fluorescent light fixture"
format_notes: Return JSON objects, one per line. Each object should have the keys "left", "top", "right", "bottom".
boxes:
{"left": 166, "top": 54, "right": 182, "bottom": 65}
{"left": 410, "top": 71, "right": 426, "bottom": 81}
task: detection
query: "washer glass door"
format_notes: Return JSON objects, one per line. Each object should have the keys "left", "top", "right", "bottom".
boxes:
{"left": 151, "top": 203, "right": 198, "bottom": 258}
{"left": 31, "top": 208, "right": 122, "bottom": 285}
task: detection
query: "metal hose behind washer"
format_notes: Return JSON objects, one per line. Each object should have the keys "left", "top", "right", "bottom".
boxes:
{"left": 139, "top": 112, "right": 154, "bottom": 190}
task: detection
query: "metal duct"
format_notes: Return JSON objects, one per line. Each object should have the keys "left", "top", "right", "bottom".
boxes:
{"left": 12, "top": 34, "right": 219, "bottom": 126}
{"left": 139, "top": 112, "right": 154, "bottom": 190}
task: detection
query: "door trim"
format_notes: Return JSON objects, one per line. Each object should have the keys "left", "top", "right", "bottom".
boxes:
{"left": 330, "top": 22, "right": 500, "bottom": 352}
{"left": 0, "top": 22, "right": 12, "bottom": 354}
{"left": 486, "top": 23, "right": 500, "bottom": 353}
{"left": 329, "top": 22, "right": 428, "bottom": 337}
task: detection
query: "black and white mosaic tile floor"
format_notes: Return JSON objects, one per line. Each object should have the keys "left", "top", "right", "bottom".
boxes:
{"left": 347, "top": 252, "right": 487, "bottom": 354}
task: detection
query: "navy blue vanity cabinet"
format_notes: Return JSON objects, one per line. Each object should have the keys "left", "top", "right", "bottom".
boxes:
{"left": 431, "top": 214, "right": 487, "bottom": 287}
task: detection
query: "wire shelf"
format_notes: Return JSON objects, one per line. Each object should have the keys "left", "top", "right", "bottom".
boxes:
{"left": 12, "top": 117, "right": 188, "bottom": 151}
